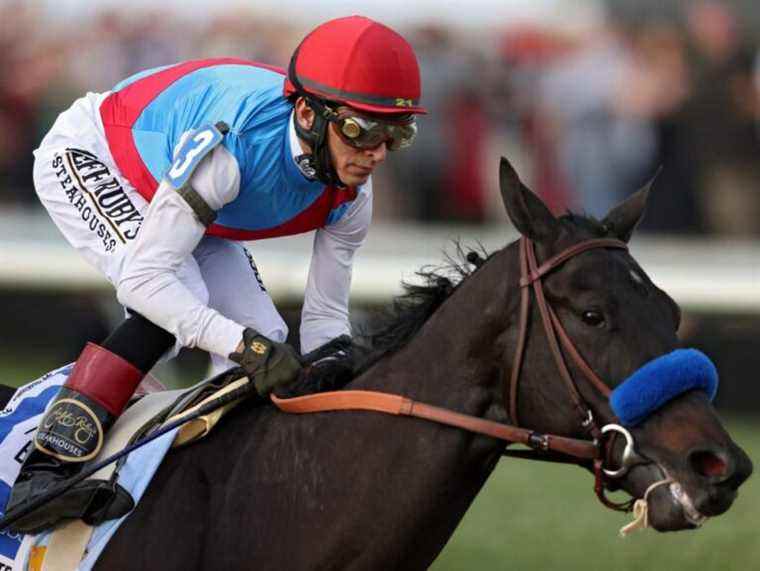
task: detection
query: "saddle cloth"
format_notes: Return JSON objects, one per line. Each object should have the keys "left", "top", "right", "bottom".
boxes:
{"left": 0, "top": 365, "right": 249, "bottom": 570}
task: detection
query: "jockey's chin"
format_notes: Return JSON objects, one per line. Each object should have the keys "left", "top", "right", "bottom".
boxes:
{"left": 339, "top": 165, "right": 373, "bottom": 187}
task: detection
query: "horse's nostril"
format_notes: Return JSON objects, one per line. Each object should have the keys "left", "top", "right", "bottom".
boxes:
{"left": 689, "top": 449, "right": 729, "bottom": 479}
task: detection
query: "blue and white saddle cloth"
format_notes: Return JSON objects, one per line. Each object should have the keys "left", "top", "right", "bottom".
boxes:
{"left": 0, "top": 366, "right": 178, "bottom": 570}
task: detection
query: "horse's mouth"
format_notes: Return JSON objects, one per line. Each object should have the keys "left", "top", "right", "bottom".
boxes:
{"left": 623, "top": 464, "right": 710, "bottom": 532}
{"left": 668, "top": 481, "right": 708, "bottom": 527}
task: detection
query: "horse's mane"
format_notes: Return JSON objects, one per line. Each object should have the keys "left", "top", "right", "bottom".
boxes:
{"left": 355, "top": 244, "right": 491, "bottom": 374}
{"left": 278, "top": 244, "right": 490, "bottom": 398}
{"left": 279, "top": 213, "right": 607, "bottom": 398}
{"left": 354, "top": 212, "right": 606, "bottom": 366}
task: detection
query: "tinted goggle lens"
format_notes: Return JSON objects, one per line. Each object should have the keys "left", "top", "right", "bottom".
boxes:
{"left": 336, "top": 115, "right": 417, "bottom": 151}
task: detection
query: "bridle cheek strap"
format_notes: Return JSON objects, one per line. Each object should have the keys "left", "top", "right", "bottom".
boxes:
{"left": 509, "top": 237, "right": 638, "bottom": 512}
{"left": 509, "top": 238, "right": 625, "bottom": 428}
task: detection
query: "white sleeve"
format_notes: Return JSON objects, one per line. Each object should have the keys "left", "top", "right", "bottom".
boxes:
{"left": 116, "top": 144, "right": 245, "bottom": 358}
{"left": 186, "top": 141, "right": 241, "bottom": 210}
{"left": 299, "top": 179, "right": 373, "bottom": 354}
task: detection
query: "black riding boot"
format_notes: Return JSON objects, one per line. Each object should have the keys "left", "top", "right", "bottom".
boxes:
{"left": 6, "top": 343, "right": 144, "bottom": 534}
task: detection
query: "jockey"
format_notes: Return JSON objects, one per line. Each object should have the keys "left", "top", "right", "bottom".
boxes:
{"left": 7, "top": 15, "right": 425, "bottom": 533}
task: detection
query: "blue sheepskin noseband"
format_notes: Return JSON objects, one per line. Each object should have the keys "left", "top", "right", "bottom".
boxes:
{"left": 610, "top": 349, "right": 718, "bottom": 427}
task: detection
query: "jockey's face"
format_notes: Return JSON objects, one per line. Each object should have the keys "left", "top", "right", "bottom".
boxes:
{"left": 294, "top": 98, "right": 388, "bottom": 187}
{"left": 326, "top": 108, "right": 388, "bottom": 187}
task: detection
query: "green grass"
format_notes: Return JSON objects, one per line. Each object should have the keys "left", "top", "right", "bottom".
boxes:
{"left": 0, "top": 352, "right": 207, "bottom": 391}
{"left": 0, "top": 356, "right": 63, "bottom": 388}
{"left": 432, "top": 418, "right": 759, "bottom": 571}
{"left": 3, "top": 359, "right": 757, "bottom": 570}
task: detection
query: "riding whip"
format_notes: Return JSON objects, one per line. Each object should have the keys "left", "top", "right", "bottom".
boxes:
{"left": 0, "top": 368, "right": 259, "bottom": 531}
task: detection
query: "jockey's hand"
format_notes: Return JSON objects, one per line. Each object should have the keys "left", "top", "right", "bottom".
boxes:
{"left": 229, "top": 328, "right": 302, "bottom": 395}
{"left": 301, "top": 335, "right": 352, "bottom": 364}
{"left": 303, "top": 335, "right": 354, "bottom": 391}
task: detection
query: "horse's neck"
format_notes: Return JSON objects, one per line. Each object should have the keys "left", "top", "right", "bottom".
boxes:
{"left": 317, "top": 251, "right": 517, "bottom": 566}
{"left": 353, "top": 250, "right": 513, "bottom": 411}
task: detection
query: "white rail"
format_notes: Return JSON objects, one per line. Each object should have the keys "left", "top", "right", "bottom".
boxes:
{"left": 0, "top": 213, "right": 758, "bottom": 313}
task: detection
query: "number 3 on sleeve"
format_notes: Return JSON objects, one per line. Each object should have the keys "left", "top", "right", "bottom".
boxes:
{"left": 166, "top": 121, "right": 230, "bottom": 190}
{"left": 164, "top": 121, "right": 229, "bottom": 226}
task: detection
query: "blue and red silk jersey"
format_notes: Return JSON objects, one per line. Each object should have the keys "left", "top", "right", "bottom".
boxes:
{"left": 99, "top": 58, "right": 359, "bottom": 241}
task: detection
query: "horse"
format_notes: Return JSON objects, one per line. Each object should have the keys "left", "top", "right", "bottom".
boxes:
{"left": 5, "top": 158, "right": 753, "bottom": 570}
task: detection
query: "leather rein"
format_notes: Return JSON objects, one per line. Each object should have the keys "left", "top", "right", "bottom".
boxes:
{"left": 272, "top": 237, "right": 635, "bottom": 512}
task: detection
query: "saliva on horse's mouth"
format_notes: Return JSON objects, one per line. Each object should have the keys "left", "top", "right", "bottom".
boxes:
{"left": 617, "top": 464, "right": 709, "bottom": 536}
{"left": 668, "top": 481, "right": 707, "bottom": 526}
{"left": 642, "top": 466, "right": 708, "bottom": 530}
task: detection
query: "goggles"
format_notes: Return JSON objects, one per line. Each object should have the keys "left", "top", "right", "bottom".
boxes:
{"left": 329, "top": 111, "right": 418, "bottom": 151}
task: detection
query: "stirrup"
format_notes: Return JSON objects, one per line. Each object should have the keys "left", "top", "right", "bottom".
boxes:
{"left": 7, "top": 470, "right": 134, "bottom": 535}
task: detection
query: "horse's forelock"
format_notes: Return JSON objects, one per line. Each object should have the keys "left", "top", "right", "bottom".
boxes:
{"left": 558, "top": 211, "right": 611, "bottom": 238}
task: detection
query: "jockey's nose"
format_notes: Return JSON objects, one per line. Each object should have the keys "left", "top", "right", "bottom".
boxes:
{"left": 365, "top": 141, "right": 387, "bottom": 164}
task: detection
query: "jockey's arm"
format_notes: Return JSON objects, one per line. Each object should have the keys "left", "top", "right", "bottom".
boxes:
{"left": 300, "top": 179, "right": 373, "bottom": 354}
{"left": 116, "top": 144, "right": 246, "bottom": 358}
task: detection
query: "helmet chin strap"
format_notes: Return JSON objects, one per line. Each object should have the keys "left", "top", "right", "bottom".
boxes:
{"left": 293, "top": 98, "right": 345, "bottom": 188}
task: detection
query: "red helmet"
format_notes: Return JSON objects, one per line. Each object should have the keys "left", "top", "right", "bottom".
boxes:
{"left": 284, "top": 16, "right": 427, "bottom": 115}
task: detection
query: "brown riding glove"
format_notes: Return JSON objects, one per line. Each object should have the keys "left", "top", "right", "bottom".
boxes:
{"left": 229, "top": 328, "right": 303, "bottom": 395}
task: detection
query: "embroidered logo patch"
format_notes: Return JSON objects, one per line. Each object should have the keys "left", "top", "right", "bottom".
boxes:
{"left": 295, "top": 154, "right": 317, "bottom": 179}
{"left": 35, "top": 399, "right": 104, "bottom": 462}
{"left": 250, "top": 341, "right": 268, "bottom": 355}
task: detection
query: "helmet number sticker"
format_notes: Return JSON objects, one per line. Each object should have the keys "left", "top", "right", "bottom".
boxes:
{"left": 166, "top": 122, "right": 227, "bottom": 190}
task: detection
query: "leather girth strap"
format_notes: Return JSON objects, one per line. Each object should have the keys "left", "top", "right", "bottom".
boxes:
{"left": 271, "top": 390, "right": 598, "bottom": 460}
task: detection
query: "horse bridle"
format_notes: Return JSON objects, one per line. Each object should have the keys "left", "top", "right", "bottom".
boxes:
{"left": 271, "top": 236, "right": 653, "bottom": 513}
{"left": 503, "top": 237, "right": 651, "bottom": 511}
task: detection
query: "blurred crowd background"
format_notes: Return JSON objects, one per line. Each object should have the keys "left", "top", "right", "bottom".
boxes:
{"left": 1, "top": 3, "right": 758, "bottom": 563}
{"left": 3, "top": 0, "right": 760, "bottom": 234}
{"left": 1, "top": 0, "right": 759, "bottom": 412}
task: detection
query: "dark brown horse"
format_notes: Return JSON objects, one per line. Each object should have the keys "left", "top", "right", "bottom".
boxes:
{"left": 77, "top": 158, "right": 751, "bottom": 569}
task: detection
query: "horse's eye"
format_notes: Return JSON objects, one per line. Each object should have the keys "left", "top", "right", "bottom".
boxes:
{"left": 581, "top": 310, "right": 605, "bottom": 327}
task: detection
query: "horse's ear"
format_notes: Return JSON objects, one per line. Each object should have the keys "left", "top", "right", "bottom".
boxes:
{"left": 500, "top": 156, "right": 558, "bottom": 243}
{"left": 601, "top": 169, "right": 658, "bottom": 242}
